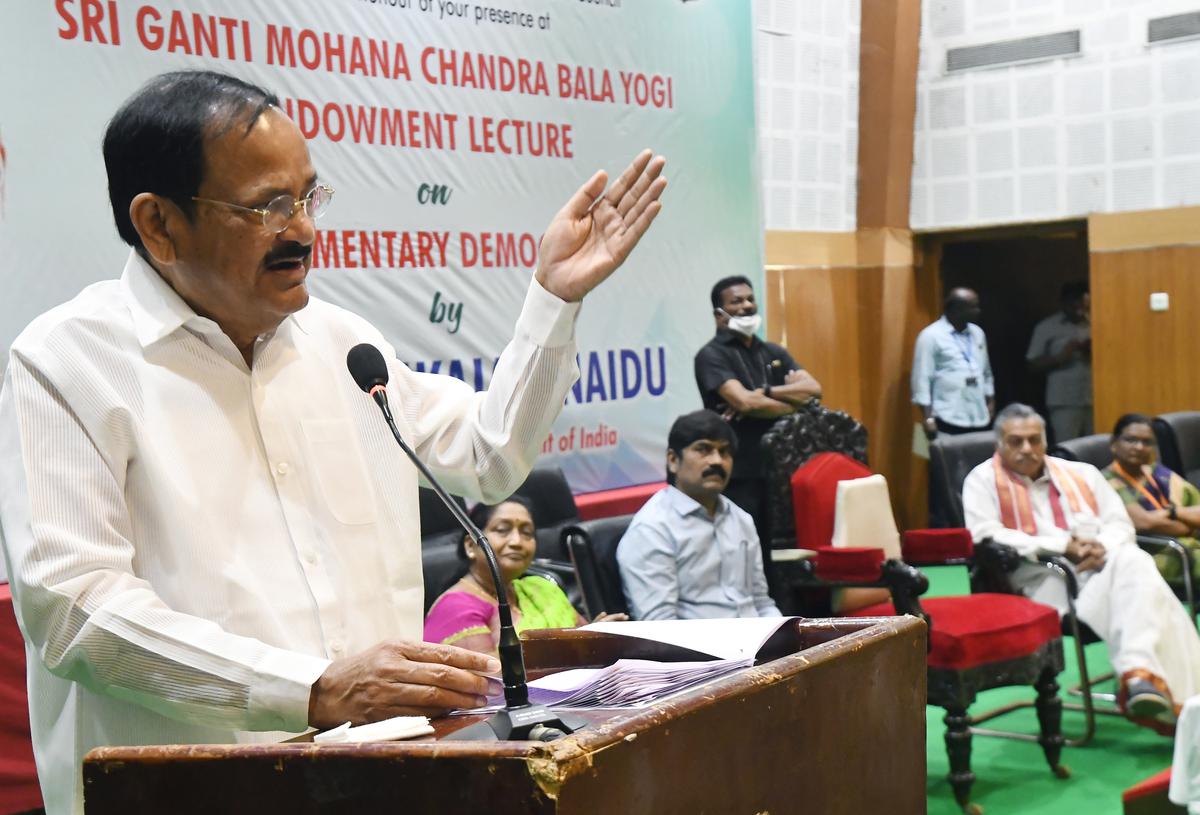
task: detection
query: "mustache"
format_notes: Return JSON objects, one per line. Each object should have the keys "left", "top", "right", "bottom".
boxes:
{"left": 702, "top": 465, "right": 728, "bottom": 479}
{"left": 264, "top": 242, "right": 312, "bottom": 266}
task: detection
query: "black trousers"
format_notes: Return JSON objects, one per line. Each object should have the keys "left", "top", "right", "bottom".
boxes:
{"left": 722, "top": 475, "right": 778, "bottom": 583}
{"left": 723, "top": 476, "right": 767, "bottom": 541}
{"left": 935, "top": 417, "right": 990, "bottom": 435}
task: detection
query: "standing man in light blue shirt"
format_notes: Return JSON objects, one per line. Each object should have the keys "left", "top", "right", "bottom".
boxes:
{"left": 912, "top": 288, "right": 995, "bottom": 440}
{"left": 616, "top": 410, "right": 781, "bottom": 620}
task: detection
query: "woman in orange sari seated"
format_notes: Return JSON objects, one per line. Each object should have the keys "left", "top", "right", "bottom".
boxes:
{"left": 424, "top": 496, "right": 625, "bottom": 656}
{"left": 1101, "top": 413, "right": 1200, "bottom": 583}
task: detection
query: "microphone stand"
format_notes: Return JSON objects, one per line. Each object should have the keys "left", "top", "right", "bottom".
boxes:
{"left": 365, "top": 387, "right": 588, "bottom": 742}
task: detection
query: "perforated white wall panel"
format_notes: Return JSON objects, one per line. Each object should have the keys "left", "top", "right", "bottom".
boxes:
{"left": 912, "top": 0, "right": 1200, "bottom": 230}
{"left": 754, "top": 0, "right": 861, "bottom": 231}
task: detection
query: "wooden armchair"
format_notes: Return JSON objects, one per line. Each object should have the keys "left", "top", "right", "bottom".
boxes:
{"left": 763, "top": 412, "right": 1069, "bottom": 814}
{"left": 763, "top": 401, "right": 868, "bottom": 552}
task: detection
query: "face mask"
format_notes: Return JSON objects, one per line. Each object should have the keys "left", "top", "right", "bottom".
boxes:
{"left": 724, "top": 312, "right": 761, "bottom": 337}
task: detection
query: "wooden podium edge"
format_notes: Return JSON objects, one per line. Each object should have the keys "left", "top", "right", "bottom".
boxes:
{"left": 82, "top": 616, "right": 927, "bottom": 812}
{"left": 84, "top": 615, "right": 924, "bottom": 768}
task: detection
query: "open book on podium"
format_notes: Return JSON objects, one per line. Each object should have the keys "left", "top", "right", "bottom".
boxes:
{"left": 83, "top": 615, "right": 927, "bottom": 815}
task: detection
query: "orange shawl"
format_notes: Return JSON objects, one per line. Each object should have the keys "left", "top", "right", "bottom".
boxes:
{"left": 992, "top": 453, "right": 1099, "bottom": 535}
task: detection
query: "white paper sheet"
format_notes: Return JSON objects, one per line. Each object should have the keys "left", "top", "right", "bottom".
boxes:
{"left": 313, "top": 715, "right": 434, "bottom": 744}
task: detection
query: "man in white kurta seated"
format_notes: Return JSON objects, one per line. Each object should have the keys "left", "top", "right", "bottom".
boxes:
{"left": 963, "top": 402, "right": 1200, "bottom": 734}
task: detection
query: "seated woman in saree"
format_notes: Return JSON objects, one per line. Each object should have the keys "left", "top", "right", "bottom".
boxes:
{"left": 424, "top": 496, "right": 626, "bottom": 655}
{"left": 1101, "top": 412, "right": 1200, "bottom": 582}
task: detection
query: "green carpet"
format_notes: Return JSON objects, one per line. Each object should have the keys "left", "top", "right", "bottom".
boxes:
{"left": 921, "top": 566, "right": 1175, "bottom": 815}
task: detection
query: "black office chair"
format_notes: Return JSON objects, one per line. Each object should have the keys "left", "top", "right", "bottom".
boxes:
{"left": 563, "top": 516, "right": 633, "bottom": 619}
{"left": 512, "top": 467, "right": 582, "bottom": 561}
{"left": 928, "top": 431, "right": 995, "bottom": 532}
{"left": 419, "top": 488, "right": 470, "bottom": 613}
{"left": 1154, "top": 411, "right": 1200, "bottom": 488}
{"left": 1052, "top": 435, "right": 1197, "bottom": 622}
{"left": 419, "top": 483, "right": 575, "bottom": 613}
{"left": 930, "top": 431, "right": 1114, "bottom": 745}
{"left": 419, "top": 486, "right": 467, "bottom": 538}
{"left": 1049, "top": 433, "right": 1110, "bottom": 471}
{"left": 421, "top": 542, "right": 463, "bottom": 614}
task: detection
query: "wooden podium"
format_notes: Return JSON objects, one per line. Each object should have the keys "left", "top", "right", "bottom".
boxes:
{"left": 83, "top": 616, "right": 926, "bottom": 814}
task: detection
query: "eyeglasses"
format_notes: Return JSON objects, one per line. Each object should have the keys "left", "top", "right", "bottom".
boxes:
{"left": 191, "top": 185, "right": 334, "bottom": 234}
{"left": 1003, "top": 435, "right": 1045, "bottom": 450}
{"left": 1118, "top": 436, "right": 1156, "bottom": 447}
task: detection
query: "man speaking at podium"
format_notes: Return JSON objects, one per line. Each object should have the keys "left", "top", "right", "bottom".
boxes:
{"left": 0, "top": 70, "right": 665, "bottom": 814}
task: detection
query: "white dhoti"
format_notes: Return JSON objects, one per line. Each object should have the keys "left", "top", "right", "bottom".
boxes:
{"left": 1013, "top": 544, "right": 1200, "bottom": 704}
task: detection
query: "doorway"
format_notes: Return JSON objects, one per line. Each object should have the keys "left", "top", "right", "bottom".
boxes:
{"left": 917, "top": 221, "right": 1090, "bottom": 442}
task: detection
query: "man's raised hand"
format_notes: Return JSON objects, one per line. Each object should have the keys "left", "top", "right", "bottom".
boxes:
{"left": 535, "top": 149, "right": 667, "bottom": 303}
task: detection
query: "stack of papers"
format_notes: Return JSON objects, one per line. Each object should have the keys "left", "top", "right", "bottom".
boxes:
{"left": 511, "top": 657, "right": 753, "bottom": 708}
{"left": 468, "top": 618, "right": 799, "bottom": 712}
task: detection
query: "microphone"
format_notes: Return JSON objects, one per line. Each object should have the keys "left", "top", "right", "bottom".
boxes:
{"left": 345, "top": 343, "right": 587, "bottom": 742}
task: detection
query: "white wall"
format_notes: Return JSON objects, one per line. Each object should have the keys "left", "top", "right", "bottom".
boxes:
{"left": 912, "top": 0, "right": 1200, "bottom": 230}
{"left": 754, "top": 0, "right": 861, "bottom": 232}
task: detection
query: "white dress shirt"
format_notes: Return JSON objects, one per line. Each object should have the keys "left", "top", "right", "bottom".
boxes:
{"left": 910, "top": 316, "right": 994, "bottom": 428}
{"left": 0, "top": 251, "right": 580, "bottom": 815}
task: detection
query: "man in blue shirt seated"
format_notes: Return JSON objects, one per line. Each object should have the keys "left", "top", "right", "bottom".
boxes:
{"left": 616, "top": 410, "right": 782, "bottom": 620}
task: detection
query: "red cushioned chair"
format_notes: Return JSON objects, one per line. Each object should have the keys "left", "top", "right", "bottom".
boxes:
{"left": 768, "top": 442, "right": 1069, "bottom": 814}
{"left": 0, "top": 585, "right": 43, "bottom": 814}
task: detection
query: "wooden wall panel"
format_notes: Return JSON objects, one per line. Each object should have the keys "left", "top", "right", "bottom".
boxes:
{"left": 856, "top": 0, "right": 922, "bottom": 230}
{"left": 758, "top": 0, "right": 932, "bottom": 531}
{"left": 855, "top": 262, "right": 940, "bottom": 531}
{"left": 855, "top": 0, "right": 929, "bottom": 530}
{"left": 764, "top": 249, "right": 939, "bottom": 531}
{"left": 1091, "top": 245, "right": 1200, "bottom": 431}
{"left": 1090, "top": 205, "right": 1200, "bottom": 252}
{"left": 766, "top": 265, "right": 864, "bottom": 421}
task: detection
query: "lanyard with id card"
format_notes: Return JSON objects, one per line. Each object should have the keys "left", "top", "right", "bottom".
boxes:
{"left": 952, "top": 331, "right": 980, "bottom": 387}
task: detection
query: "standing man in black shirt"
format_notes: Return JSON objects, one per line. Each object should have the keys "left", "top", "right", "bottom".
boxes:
{"left": 694, "top": 276, "right": 822, "bottom": 563}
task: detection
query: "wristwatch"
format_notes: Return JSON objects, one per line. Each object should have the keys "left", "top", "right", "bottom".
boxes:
{"left": 1170, "top": 504, "right": 1179, "bottom": 521}
{"left": 763, "top": 384, "right": 772, "bottom": 399}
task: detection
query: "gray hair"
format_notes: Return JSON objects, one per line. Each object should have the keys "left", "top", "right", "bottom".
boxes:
{"left": 993, "top": 403, "right": 1045, "bottom": 442}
